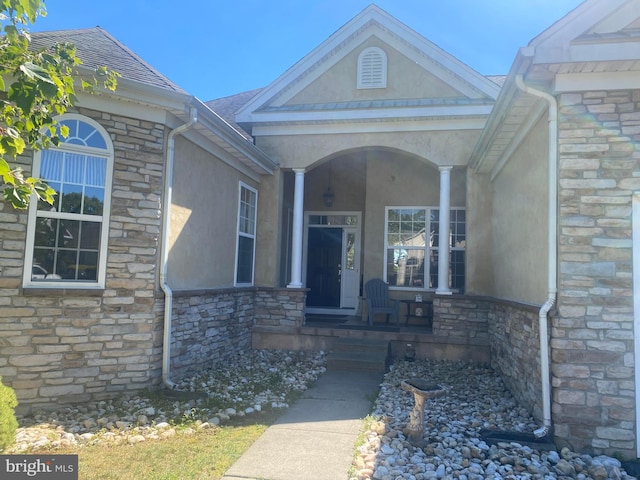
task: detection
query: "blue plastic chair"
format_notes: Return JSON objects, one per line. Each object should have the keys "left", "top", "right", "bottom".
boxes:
{"left": 364, "top": 279, "right": 400, "bottom": 326}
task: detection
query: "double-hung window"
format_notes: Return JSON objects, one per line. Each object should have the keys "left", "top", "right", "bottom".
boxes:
{"left": 235, "top": 183, "right": 257, "bottom": 286}
{"left": 384, "top": 207, "right": 465, "bottom": 291}
{"left": 24, "top": 115, "right": 113, "bottom": 288}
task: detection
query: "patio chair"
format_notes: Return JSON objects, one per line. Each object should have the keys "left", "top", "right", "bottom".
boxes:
{"left": 364, "top": 278, "right": 400, "bottom": 326}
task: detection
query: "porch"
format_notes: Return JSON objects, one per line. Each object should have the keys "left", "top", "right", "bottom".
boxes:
{"left": 251, "top": 295, "right": 492, "bottom": 364}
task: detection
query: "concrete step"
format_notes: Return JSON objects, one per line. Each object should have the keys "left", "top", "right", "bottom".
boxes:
{"left": 327, "top": 337, "right": 390, "bottom": 373}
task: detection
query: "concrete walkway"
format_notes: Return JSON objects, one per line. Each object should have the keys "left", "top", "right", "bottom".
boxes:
{"left": 222, "top": 370, "right": 383, "bottom": 480}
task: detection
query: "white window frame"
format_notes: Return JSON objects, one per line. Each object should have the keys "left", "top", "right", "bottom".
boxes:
{"left": 234, "top": 182, "right": 258, "bottom": 286}
{"left": 23, "top": 114, "right": 114, "bottom": 289}
{"left": 384, "top": 206, "right": 465, "bottom": 291}
{"left": 357, "top": 47, "right": 387, "bottom": 89}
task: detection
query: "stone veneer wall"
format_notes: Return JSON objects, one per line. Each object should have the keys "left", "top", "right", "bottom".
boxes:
{"left": 0, "top": 108, "right": 167, "bottom": 414}
{"left": 488, "top": 301, "right": 544, "bottom": 424}
{"left": 553, "top": 89, "right": 639, "bottom": 456}
{"left": 170, "top": 288, "right": 305, "bottom": 376}
{"left": 432, "top": 296, "right": 490, "bottom": 349}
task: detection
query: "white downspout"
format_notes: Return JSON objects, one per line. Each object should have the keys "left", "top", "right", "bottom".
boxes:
{"left": 161, "top": 108, "right": 198, "bottom": 388}
{"left": 514, "top": 74, "right": 557, "bottom": 437}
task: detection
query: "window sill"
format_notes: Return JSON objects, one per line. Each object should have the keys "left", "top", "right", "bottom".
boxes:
{"left": 22, "top": 285, "right": 105, "bottom": 296}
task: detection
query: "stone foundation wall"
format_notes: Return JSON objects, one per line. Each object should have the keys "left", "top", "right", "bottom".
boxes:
{"left": 170, "top": 287, "right": 306, "bottom": 376}
{"left": 171, "top": 289, "right": 255, "bottom": 377}
{"left": 254, "top": 288, "right": 306, "bottom": 328}
{"left": 488, "top": 300, "right": 544, "bottom": 423}
{"left": 432, "top": 295, "right": 490, "bottom": 346}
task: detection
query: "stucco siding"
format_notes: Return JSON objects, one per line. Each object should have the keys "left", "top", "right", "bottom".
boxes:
{"left": 490, "top": 115, "right": 549, "bottom": 304}
{"left": 255, "top": 129, "right": 482, "bottom": 170}
{"left": 466, "top": 170, "right": 493, "bottom": 295}
{"left": 287, "top": 36, "right": 462, "bottom": 106}
{"left": 169, "top": 137, "right": 259, "bottom": 290}
{"left": 363, "top": 152, "right": 466, "bottom": 282}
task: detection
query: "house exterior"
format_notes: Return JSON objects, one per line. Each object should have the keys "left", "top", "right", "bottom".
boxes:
{"left": 1, "top": 0, "right": 639, "bottom": 458}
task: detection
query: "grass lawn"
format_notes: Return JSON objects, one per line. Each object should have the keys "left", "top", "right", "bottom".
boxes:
{"left": 33, "top": 410, "right": 281, "bottom": 480}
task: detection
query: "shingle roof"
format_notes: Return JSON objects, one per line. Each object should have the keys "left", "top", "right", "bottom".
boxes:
{"left": 205, "top": 88, "right": 263, "bottom": 140}
{"left": 30, "top": 27, "right": 186, "bottom": 93}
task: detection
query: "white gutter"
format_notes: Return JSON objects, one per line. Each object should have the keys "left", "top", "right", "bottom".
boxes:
{"left": 514, "top": 74, "right": 557, "bottom": 437}
{"left": 160, "top": 107, "right": 198, "bottom": 388}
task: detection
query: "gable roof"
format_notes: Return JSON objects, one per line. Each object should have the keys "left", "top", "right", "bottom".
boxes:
{"left": 235, "top": 4, "right": 501, "bottom": 131}
{"left": 30, "top": 27, "right": 186, "bottom": 93}
{"left": 471, "top": 0, "right": 640, "bottom": 176}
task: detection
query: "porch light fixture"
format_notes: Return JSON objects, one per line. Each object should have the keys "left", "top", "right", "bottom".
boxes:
{"left": 323, "top": 161, "right": 335, "bottom": 207}
{"left": 323, "top": 186, "right": 335, "bottom": 207}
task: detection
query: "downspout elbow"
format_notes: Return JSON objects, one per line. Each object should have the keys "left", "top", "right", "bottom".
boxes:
{"left": 161, "top": 108, "right": 198, "bottom": 389}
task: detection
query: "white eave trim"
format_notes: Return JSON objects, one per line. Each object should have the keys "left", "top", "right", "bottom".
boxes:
{"left": 74, "top": 67, "right": 278, "bottom": 176}
{"left": 252, "top": 117, "right": 487, "bottom": 136}
{"left": 237, "top": 6, "right": 500, "bottom": 119}
{"left": 532, "top": 43, "right": 640, "bottom": 65}
{"left": 555, "top": 70, "right": 640, "bottom": 92}
{"left": 246, "top": 104, "right": 493, "bottom": 124}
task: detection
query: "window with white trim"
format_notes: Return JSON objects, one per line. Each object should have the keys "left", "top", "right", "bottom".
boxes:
{"left": 24, "top": 114, "right": 113, "bottom": 288}
{"left": 357, "top": 47, "right": 387, "bottom": 89}
{"left": 235, "top": 183, "right": 257, "bottom": 285}
{"left": 384, "top": 207, "right": 465, "bottom": 290}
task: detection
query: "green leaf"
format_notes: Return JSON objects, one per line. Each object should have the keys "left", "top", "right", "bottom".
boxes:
{"left": 19, "top": 61, "right": 54, "bottom": 83}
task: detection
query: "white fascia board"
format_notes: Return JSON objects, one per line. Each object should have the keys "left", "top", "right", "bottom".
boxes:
{"left": 369, "top": 27, "right": 497, "bottom": 100}
{"left": 194, "top": 102, "right": 278, "bottom": 174}
{"left": 246, "top": 104, "right": 493, "bottom": 125}
{"left": 529, "top": 0, "right": 628, "bottom": 46}
{"left": 533, "top": 43, "right": 640, "bottom": 65}
{"left": 75, "top": 91, "right": 170, "bottom": 123}
{"left": 555, "top": 70, "right": 640, "bottom": 92}
{"left": 252, "top": 117, "right": 486, "bottom": 136}
{"left": 92, "top": 75, "right": 191, "bottom": 111}
{"left": 383, "top": 23, "right": 501, "bottom": 100}
{"left": 237, "top": 5, "right": 499, "bottom": 119}
{"left": 237, "top": 11, "right": 377, "bottom": 116}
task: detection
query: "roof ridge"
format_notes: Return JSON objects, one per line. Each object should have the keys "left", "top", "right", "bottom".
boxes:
{"left": 30, "top": 27, "right": 186, "bottom": 93}
{"left": 88, "top": 27, "right": 183, "bottom": 92}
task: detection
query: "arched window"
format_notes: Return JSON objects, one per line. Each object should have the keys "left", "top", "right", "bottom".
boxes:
{"left": 24, "top": 114, "right": 114, "bottom": 288}
{"left": 357, "top": 47, "right": 387, "bottom": 89}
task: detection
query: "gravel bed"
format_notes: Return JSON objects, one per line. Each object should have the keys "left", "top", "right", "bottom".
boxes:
{"left": 351, "top": 359, "right": 637, "bottom": 480}
{"left": 4, "top": 349, "right": 327, "bottom": 453}
{"left": 4, "top": 352, "right": 639, "bottom": 480}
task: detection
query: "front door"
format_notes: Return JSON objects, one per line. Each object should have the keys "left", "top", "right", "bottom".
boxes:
{"left": 305, "top": 213, "right": 361, "bottom": 314}
{"left": 306, "top": 228, "right": 342, "bottom": 308}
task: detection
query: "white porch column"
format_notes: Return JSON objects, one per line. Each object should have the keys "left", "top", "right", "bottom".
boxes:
{"left": 288, "top": 168, "right": 305, "bottom": 288}
{"left": 436, "top": 166, "right": 453, "bottom": 295}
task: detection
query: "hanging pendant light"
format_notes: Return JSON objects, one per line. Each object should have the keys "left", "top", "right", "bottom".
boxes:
{"left": 323, "top": 162, "right": 335, "bottom": 207}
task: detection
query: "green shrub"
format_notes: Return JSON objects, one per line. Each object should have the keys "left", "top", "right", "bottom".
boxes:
{"left": 0, "top": 375, "right": 18, "bottom": 451}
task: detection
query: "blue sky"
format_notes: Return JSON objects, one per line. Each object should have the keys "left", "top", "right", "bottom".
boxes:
{"left": 32, "top": 1, "right": 585, "bottom": 101}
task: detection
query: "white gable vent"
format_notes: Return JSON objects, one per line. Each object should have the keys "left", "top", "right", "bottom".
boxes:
{"left": 357, "top": 47, "right": 387, "bottom": 89}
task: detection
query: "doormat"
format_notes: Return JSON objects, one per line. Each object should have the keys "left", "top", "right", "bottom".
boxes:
{"left": 336, "top": 323, "right": 400, "bottom": 332}
{"left": 304, "top": 315, "right": 348, "bottom": 325}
